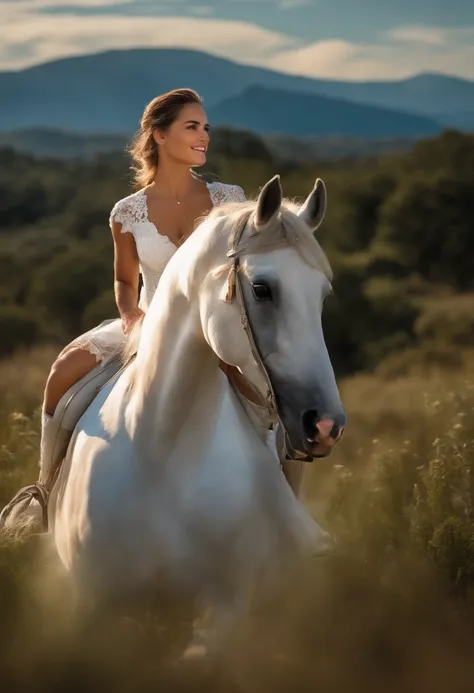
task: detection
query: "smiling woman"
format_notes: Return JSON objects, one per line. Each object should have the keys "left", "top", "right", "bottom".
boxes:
{"left": 128, "top": 88, "right": 211, "bottom": 190}
{"left": 3, "top": 87, "right": 250, "bottom": 502}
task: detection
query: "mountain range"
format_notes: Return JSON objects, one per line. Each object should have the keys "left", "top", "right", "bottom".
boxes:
{"left": 2, "top": 48, "right": 474, "bottom": 139}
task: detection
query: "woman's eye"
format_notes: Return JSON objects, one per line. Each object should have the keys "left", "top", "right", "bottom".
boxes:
{"left": 252, "top": 283, "right": 272, "bottom": 301}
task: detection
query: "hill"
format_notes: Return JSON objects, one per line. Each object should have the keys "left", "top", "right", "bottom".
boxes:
{"left": 209, "top": 86, "right": 441, "bottom": 138}
{"left": 1, "top": 49, "right": 474, "bottom": 135}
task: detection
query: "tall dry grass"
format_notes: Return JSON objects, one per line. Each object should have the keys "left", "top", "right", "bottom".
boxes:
{"left": 1, "top": 347, "right": 474, "bottom": 691}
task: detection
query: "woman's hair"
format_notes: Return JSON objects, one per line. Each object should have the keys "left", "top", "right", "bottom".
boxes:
{"left": 128, "top": 88, "right": 203, "bottom": 189}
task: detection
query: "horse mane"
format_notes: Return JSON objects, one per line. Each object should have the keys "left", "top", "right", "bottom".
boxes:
{"left": 121, "top": 195, "right": 332, "bottom": 365}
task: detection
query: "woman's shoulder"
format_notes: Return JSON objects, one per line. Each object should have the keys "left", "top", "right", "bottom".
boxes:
{"left": 109, "top": 189, "right": 147, "bottom": 234}
{"left": 207, "top": 181, "right": 246, "bottom": 205}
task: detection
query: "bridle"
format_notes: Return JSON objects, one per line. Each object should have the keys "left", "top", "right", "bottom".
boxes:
{"left": 224, "top": 211, "right": 313, "bottom": 463}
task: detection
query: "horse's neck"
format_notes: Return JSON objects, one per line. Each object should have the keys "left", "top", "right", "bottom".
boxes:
{"left": 127, "top": 285, "right": 221, "bottom": 466}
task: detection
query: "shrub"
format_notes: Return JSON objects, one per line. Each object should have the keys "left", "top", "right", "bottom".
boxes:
{"left": 0, "top": 305, "right": 39, "bottom": 357}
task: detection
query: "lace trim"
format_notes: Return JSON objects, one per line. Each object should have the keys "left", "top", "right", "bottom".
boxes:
{"left": 208, "top": 183, "right": 246, "bottom": 206}
{"left": 71, "top": 339, "right": 105, "bottom": 363}
{"left": 109, "top": 190, "right": 148, "bottom": 235}
{"left": 110, "top": 184, "right": 246, "bottom": 236}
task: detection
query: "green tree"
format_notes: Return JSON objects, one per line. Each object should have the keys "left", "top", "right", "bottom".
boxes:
{"left": 378, "top": 173, "right": 474, "bottom": 290}
{"left": 28, "top": 245, "right": 113, "bottom": 340}
{"left": 0, "top": 305, "right": 39, "bottom": 357}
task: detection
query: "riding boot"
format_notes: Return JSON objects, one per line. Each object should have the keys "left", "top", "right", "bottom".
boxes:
{"left": 38, "top": 409, "right": 72, "bottom": 491}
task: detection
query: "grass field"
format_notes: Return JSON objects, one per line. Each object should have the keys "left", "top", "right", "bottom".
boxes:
{"left": 1, "top": 346, "right": 474, "bottom": 692}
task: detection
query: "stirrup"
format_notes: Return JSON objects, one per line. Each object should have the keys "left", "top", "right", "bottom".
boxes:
{"left": 0, "top": 413, "right": 69, "bottom": 533}
{"left": 0, "top": 482, "right": 49, "bottom": 531}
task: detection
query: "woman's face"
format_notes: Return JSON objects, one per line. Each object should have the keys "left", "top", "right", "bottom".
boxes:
{"left": 154, "top": 103, "right": 210, "bottom": 167}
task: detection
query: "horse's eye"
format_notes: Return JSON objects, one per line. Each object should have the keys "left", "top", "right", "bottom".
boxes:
{"left": 252, "top": 282, "right": 272, "bottom": 301}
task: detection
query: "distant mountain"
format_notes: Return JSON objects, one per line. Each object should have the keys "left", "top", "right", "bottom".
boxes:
{"left": 209, "top": 86, "right": 441, "bottom": 138}
{"left": 436, "top": 110, "right": 474, "bottom": 131}
{"left": 296, "top": 72, "right": 474, "bottom": 118}
{"left": 1, "top": 48, "right": 474, "bottom": 137}
{"left": 0, "top": 48, "right": 354, "bottom": 133}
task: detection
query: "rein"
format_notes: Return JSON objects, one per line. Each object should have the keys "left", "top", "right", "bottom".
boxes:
{"left": 224, "top": 212, "right": 313, "bottom": 463}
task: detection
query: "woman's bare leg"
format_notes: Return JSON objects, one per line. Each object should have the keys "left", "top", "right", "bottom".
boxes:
{"left": 43, "top": 346, "right": 99, "bottom": 415}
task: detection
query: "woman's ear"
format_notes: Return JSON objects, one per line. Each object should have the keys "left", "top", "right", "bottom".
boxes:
{"left": 152, "top": 128, "right": 166, "bottom": 145}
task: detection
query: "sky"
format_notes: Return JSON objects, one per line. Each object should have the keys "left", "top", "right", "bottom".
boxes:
{"left": 1, "top": 0, "right": 473, "bottom": 81}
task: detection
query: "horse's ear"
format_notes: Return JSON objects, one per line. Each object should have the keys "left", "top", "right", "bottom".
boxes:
{"left": 298, "top": 178, "right": 327, "bottom": 233}
{"left": 255, "top": 175, "right": 282, "bottom": 229}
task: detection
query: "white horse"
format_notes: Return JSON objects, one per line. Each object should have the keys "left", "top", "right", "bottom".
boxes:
{"left": 8, "top": 175, "right": 346, "bottom": 651}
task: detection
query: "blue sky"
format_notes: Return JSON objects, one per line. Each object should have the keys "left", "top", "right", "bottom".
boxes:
{"left": 1, "top": 0, "right": 473, "bottom": 80}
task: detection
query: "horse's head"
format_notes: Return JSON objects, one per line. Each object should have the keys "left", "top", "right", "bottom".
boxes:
{"left": 200, "top": 175, "right": 346, "bottom": 458}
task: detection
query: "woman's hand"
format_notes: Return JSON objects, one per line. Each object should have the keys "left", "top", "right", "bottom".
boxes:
{"left": 121, "top": 308, "right": 145, "bottom": 336}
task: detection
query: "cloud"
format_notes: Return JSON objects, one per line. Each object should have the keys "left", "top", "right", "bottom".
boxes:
{"left": 388, "top": 25, "right": 448, "bottom": 46}
{"left": 387, "top": 24, "right": 474, "bottom": 48}
{"left": 267, "top": 27, "right": 474, "bottom": 80}
{"left": 0, "top": 7, "right": 301, "bottom": 69}
{"left": 1, "top": 3, "right": 474, "bottom": 82}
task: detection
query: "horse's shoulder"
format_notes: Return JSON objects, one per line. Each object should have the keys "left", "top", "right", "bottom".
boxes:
{"left": 208, "top": 182, "right": 246, "bottom": 206}
{"left": 109, "top": 190, "right": 147, "bottom": 234}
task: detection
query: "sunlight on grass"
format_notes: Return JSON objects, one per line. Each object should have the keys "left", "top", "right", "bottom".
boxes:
{"left": 1, "top": 346, "right": 474, "bottom": 691}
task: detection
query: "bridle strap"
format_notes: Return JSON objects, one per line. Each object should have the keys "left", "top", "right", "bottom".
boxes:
{"left": 225, "top": 212, "right": 313, "bottom": 462}
{"left": 233, "top": 254, "right": 278, "bottom": 424}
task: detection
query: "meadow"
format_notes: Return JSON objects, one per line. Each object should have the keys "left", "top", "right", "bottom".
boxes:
{"left": 1, "top": 129, "right": 474, "bottom": 691}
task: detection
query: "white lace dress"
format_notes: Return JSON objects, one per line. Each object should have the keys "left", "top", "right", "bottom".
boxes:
{"left": 70, "top": 181, "right": 246, "bottom": 363}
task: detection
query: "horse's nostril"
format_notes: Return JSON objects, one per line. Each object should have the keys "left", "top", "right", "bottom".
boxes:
{"left": 302, "top": 411, "right": 343, "bottom": 442}
{"left": 302, "top": 409, "right": 319, "bottom": 439}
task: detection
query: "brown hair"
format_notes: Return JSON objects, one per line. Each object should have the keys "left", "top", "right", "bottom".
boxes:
{"left": 128, "top": 88, "right": 203, "bottom": 189}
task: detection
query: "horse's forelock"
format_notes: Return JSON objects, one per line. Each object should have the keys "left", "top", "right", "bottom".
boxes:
{"left": 211, "top": 197, "right": 332, "bottom": 281}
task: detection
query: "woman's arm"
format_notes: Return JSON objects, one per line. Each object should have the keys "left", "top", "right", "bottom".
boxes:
{"left": 110, "top": 220, "right": 144, "bottom": 334}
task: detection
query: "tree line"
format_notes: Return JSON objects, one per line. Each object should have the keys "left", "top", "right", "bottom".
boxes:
{"left": 1, "top": 128, "right": 473, "bottom": 376}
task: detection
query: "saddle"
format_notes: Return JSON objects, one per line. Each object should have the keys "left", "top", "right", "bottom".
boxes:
{"left": 40, "top": 355, "right": 128, "bottom": 489}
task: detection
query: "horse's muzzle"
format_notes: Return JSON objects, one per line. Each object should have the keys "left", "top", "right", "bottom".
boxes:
{"left": 301, "top": 410, "right": 345, "bottom": 457}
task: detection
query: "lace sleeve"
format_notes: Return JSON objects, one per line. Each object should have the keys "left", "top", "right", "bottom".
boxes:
{"left": 209, "top": 182, "right": 247, "bottom": 206}
{"left": 231, "top": 185, "right": 246, "bottom": 203}
{"left": 109, "top": 198, "right": 134, "bottom": 235}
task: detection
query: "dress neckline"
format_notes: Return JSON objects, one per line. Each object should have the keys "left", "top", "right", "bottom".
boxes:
{"left": 139, "top": 182, "right": 214, "bottom": 249}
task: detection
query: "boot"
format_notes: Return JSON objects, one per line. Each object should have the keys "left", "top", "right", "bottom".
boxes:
{"left": 38, "top": 409, "right": 73, "bottom": 491}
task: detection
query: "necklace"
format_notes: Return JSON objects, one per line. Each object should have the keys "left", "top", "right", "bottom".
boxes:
{"left": 172, "top": 191, "right": 188, "bottom": 206}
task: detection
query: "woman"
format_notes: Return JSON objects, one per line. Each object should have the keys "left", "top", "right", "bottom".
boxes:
{"left": 35, "top": 87, "right": 305, "bottom": 499}
{"left": 43, "top": 89, "right": 244, "bottom": 415}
